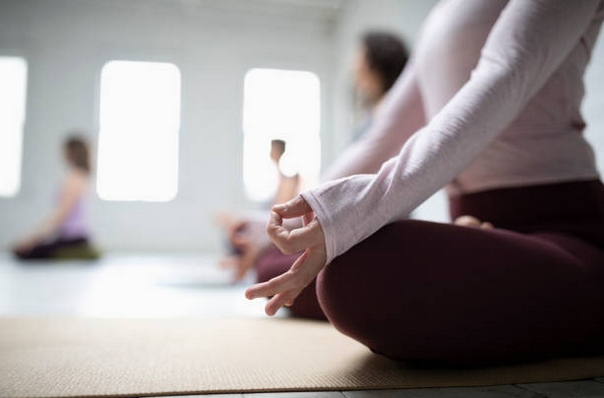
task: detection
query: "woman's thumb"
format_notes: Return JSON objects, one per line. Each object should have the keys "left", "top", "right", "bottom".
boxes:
{"left": 272, "top": 195, "right": 311, "bottom": 218}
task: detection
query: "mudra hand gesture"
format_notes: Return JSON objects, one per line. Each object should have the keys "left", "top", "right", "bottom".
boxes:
{"left": 245, "top": 195, "right": 327, "bottom": 316}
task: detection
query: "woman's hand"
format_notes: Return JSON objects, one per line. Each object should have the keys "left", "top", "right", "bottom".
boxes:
{"left": 245, "top": 195, "right": 327, "bottom": 316}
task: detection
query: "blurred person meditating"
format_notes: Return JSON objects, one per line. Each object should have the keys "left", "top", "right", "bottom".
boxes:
{"left": 219, "top": 31, "right": 410, "bottom": 300}
{"left": 217, "top": 139, "right": 300, "bottom": 259}
{"left": 13, "top": 135, "right": 100, "bottom": 260}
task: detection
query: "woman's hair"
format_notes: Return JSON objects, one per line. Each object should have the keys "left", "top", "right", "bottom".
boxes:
{"left": 271, "top": 139, "right": 286, "bottom": 154}
{"left": 64, "top": 135, "right": 91, "bottom": 174}
{"left": 361, "top": 31, "right": 409, "bottom": 95}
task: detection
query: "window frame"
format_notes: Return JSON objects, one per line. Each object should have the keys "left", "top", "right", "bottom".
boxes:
{"left": 96, "top": 59, "right": 182, "bottom": 203}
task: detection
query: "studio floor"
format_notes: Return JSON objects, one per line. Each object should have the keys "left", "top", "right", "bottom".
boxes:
{"left": 1, "top": 253, "right": 603, "bottom": 398}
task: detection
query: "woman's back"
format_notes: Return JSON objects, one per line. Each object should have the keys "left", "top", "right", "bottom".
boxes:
{"left": 57, "top": 170, "right": 89, "bottom": 240}
{"left": 57, "top": 192, "right": 88, "bottom": 239}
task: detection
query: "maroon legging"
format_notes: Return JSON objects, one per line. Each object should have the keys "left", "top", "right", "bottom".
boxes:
{"left": 255, "top": 179, "right": 604, "bottom": 365}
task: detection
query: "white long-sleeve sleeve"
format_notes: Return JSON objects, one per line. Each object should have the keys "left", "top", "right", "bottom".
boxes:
{"left": 301, "top": 0, "right": 601, "bottom": 264}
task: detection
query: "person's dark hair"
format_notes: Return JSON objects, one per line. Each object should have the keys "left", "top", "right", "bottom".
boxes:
{"left": 271, "top": 139, "right": 286, "bottom": 154}
{"left": 361, "top": 31, "right": 409, "bottom": 95}
{"left": 64, "top": 135, "right": 91, "bottom": 174}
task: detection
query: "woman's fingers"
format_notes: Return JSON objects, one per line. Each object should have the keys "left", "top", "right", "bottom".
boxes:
{"left": 268, "top": 215, "right": 322, "bottom": 255}
{"left": 267, "top": 195, "right": 322, "bottom": 254}
{"left": 266, "top": 211, "right": 295, "bottom": 253}
{"left": 246, "top": 247, "right": 326, "bottom": 316}
{"left": 245, "top": 259, "right": 303, "bottom": 300}
{"left": 286, "top": 219, "right": 322, "bottom": 248}
{"left": 245, "top": 251, "right": 311, "bottom": 300}
{"left": 265, "top": 288, "right": 302, "bottom": 316}
{"left": 302, "top": 212, "right": 314, "bottom": 227}
{"left": 272, "top": 195, "right": 312, "bottom": 218}
{"left": 284, "top": 294, "right": 298, "bottom": 307}
{"left": 266, "top": 211, "right": 286, "bottom": 239}
{"left": 250, "top": 194, "right": 328, "bottom": 316}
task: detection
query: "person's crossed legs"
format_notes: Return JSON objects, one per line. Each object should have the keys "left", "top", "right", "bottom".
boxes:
{"left": 316, "top": 219, "right": 604, "bottom": 365}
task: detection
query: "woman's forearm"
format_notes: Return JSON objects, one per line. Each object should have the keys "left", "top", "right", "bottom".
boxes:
{"left": 302, "top": 0, "right": 600, "bottom": 264}
{"left": 321, "top": 58, "right": 426, "bottom": 182}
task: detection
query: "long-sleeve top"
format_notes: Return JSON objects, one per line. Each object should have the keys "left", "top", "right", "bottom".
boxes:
{"left": 301, "top": 0, "right": 604, "bottom": 264}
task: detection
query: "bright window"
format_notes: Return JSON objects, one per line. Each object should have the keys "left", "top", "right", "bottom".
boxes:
{"left": 243, "top": 68, "right": 321, "bottom": 202}
{"left": 0, "top": 56, "right": 27, "bottom": 197}
{"left": 97, "top": 61, "right": 181, "bottom": 201}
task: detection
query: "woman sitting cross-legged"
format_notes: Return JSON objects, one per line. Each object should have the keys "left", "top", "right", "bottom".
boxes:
{"left": 12, "top": 135, "right": 100, "bottom": 261}
{"left": 246, "top": 0, "right": 604, "bottom": 365}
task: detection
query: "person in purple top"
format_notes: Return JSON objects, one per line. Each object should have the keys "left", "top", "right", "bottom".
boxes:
{"left": 13, "top": 135, "right": 99, "bottom": 260}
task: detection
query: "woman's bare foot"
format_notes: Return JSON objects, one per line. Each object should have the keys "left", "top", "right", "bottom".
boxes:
{"left": 454, "top": 215, "right": 494, "bottom": 229}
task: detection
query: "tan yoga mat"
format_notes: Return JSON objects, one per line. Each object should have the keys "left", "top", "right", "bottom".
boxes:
{"left": 1, "top": 317, "right": 603, "bottom": 398}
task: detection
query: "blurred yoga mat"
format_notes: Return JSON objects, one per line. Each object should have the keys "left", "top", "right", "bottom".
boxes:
{"left": 1, "top": 317, "right": 603, "bottom": 398}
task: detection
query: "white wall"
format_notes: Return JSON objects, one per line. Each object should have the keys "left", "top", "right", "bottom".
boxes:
{"left": 583, "top": 29, "right": 604, "bottom": 177}
{"left": 0, "top": 0, "right": 338, "bottom": 252}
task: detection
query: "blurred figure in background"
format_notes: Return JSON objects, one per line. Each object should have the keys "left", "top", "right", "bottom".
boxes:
{"left": 270, "top": 139, "right": 299, "bottom": 206}
{"left": 12, "top": 135, "right": 100, "bottom": 260}
{"left": 217, "top": 139, "right": 300, "bottom": 260}
{"left": 219, "top": 31, "right": 409, "bottom": 299}
{"left": 351, "top": 31, "right": 409, "bottom": 141}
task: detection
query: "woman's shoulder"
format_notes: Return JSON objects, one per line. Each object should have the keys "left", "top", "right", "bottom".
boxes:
{"left": 65, "top": 168, "right": 89, "bottom": 189}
